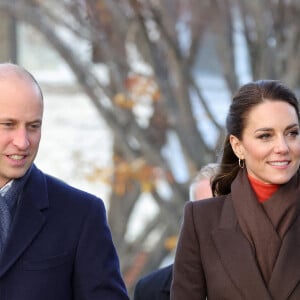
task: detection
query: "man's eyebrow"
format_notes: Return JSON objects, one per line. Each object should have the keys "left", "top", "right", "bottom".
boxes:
{"left": 286, "top": 123, "right": 299, "bottom": 130}
{"left": 28, "top": 119, "right": 42, "bottom": 123}
{"left": 0, "top": 118, "right": 15, "bottom": 122}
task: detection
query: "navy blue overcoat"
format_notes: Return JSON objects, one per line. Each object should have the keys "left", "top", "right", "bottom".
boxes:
{"left": 0, "top": 164, "right": 129, "bottom": 300}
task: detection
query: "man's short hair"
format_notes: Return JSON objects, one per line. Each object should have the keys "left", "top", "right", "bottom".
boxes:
{"left": 189, "top": 163, "right": 220, "bottom": 201}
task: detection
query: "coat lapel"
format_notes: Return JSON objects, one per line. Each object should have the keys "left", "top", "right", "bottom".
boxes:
{"left": 268, "top": 214, "right": 300, "bottom": 300}
{"left": 0, "top": 165, "right": 48, "bottom": 277}
{"left": 212, "top": 196, "right": 272, "bottom": 300}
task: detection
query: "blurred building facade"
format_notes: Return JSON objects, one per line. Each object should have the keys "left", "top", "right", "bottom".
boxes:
{"left": 0, "top": 13, "right": 17, "bottom": 62}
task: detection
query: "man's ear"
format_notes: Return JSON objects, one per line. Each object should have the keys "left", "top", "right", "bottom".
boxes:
{"left": 229, "top": 134, "right": 243, "bottom": 159}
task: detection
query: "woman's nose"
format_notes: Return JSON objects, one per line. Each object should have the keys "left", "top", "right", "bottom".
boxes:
{"left": 274, "top": 137, "right": 289, "bottom": 153}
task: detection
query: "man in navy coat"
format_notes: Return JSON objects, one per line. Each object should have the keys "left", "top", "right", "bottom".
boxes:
{"left": 0, "top": 63, "right": 129, "bottom": 300}
{"left": 133, "top": 163, "right": 219, "bottom": 300}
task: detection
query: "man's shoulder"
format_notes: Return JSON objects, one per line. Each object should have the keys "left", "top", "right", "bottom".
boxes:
{"left": 31, "top": 165, "right": 104, "bottom": 210}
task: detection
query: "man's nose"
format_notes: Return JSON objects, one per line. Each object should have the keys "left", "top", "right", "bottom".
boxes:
{"left": 13, "top": 127, "right": 30, "bottom": 149}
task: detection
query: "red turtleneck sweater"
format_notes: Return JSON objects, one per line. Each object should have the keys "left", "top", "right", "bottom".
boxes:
{"left": 247, "top": 174, "right": 279, "bottom": 203}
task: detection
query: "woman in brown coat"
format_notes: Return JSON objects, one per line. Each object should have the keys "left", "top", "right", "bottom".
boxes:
{"left": 171, "top": 80, "right": 300, "bottom": 300}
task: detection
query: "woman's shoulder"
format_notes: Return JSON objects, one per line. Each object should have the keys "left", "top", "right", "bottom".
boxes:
{"left": 184, "top": 195, "right": 228, "bottom": 227}
{"left": 187, "top": 195, "right": 227, "bottom": 211}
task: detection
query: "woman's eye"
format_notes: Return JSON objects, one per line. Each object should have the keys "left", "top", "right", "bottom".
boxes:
{"left": 257, "top": 133, "right": 271, "bottom": 139}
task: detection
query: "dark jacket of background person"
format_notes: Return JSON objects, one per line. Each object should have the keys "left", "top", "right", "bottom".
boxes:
{"left": 134, "top": 163, "right": 219, "bottom": 300}
{"left": 0, "top": 164, "right": 129, "bottom": 300}
{"left": 134, "top": 264, "right": 172, "bottom": 300}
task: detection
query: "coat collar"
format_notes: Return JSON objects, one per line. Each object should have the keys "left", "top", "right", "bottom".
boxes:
{"left": 212, "top": 195, "right": 272, "bottom": 299}
{"left": 268, "top": 214, "right": 300, "bottom": 300}
{"left": 212, "top": 190, "right": 300, "bottom": 300}
{"left": 0, "top": 165, "right": 49, "bottom": 277}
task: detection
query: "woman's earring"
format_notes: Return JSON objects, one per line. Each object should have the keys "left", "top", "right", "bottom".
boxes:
{"left": 239, "top": 158, "right": 245, "bottom": 168}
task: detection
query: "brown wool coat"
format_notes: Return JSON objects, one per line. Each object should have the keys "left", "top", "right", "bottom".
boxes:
{"left": 170, "top": 192, "right": 300, "bottom": 300}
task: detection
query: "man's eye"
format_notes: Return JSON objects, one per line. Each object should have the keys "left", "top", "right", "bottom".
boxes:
{"left": 29, "top": 123, "right": 41, "bottom": 130}
{"left": 288, "top": 130, "right": 299, "bottom": 136}
{"left": 0, "top": 122, "right": 13, "bottom": 127}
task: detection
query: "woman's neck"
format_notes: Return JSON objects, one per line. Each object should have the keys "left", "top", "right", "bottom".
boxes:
{"left": 247, "top": 174, "right": 279, "bottom": 203}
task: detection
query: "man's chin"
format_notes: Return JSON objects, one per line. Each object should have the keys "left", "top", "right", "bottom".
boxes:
{"left": 7, "top": 170, "right": 28, "bottom": 180}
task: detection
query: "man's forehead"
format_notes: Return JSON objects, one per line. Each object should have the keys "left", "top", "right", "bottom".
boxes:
{"left": 0, "top": 66, "right": 43, "bottom": 103}
{"left": 0, "top": 63, "right": 24, "bottom": 75}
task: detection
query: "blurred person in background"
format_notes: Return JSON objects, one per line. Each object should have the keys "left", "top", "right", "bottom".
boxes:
{"left": 0, "top": 63, "right": 129, "bottom": 300}
{"left": 133, "top": 163, "right": 219, "bottom": 300}
{"left": 171, "top": 80, "right": 300, "bottom": 299}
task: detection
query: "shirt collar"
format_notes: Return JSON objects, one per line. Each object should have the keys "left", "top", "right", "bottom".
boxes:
{"left": 0, "top": 181, "right": 14, "bottom": 197}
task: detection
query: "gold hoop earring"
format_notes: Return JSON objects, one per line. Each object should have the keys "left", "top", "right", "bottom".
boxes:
{"left": 239, "top": 158, "right": 245, "bottom": 168}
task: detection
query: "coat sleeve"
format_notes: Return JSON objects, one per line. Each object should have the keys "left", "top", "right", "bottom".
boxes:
{"left": 72, "top": 197, "right": 129, "bottom": 300}
{"left": 170, "top": 201, "right": 207, "bottom": 300}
